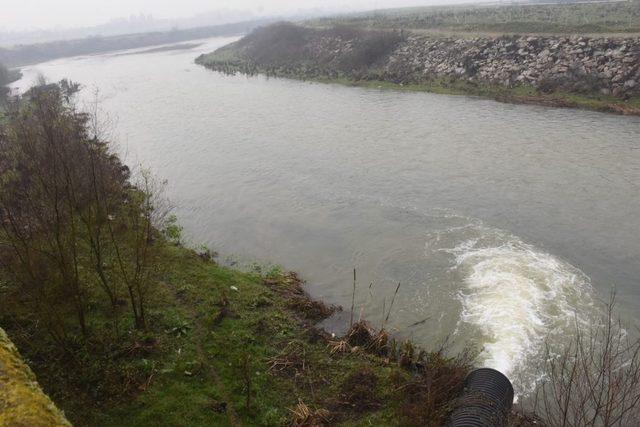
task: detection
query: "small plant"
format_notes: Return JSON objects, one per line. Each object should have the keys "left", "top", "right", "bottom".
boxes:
{"left": 250, "top": 295, "right": 273, "bottom": 308}
{"left": 241, "top": 354, "right": 254, "bottom": 411}
{"left": 399, "top": 341, "right": 416, "bottom": 369}
{"left": 265, "top": 265, "right": 284, "bottom": 280}
{"left": 167, "top": 319, "right": 191, "bottom": 338}
{"left": 195, "top": 244, "right": 218, "bottom": 261}
{"left": 163, "top": 214, "right": 183, "bottom": 244}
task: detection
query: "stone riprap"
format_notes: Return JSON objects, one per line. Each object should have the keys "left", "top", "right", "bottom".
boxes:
{"left": 386, "top": 35, "right": 640, "bottom": 97}
{"left": 197, "top": 23, "right": 640, "bottom": 112}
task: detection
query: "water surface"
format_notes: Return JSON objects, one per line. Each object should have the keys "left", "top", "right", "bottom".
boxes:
{"left": 12, "top": 37, "right": 640, "bottom": 394}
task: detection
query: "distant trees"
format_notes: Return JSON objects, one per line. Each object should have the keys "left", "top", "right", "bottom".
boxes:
{"left": 0, "top": 62, "right": 21, "bottom": 103}
{"left": 0, "top": 62, "right": 11, "bottom": 101}
{"left": 0, "top": 62, "right": 10, "bottom": 86}
{"left": 0, "top": 81, "right": 168, "bottom": 349}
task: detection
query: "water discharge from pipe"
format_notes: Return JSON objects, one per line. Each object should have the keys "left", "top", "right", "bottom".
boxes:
{"left": 427, "top": 221, "right": 596, "bottom": 396}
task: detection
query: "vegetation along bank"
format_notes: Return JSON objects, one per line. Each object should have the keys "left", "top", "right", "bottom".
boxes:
{"left": 196, "top": 22, "right": 640, "bottom": 115}
{"left": 0, "top": 81, "right": 483, "bottom": 426}
{"left": 0, "top": 62, "right": 21, "bottom": 103}
{"left": 2, "top": 72, "right": 640, "bottom": 427}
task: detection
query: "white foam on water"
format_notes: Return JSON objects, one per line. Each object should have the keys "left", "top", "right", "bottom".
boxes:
{"left": 427, "top": 221, "right": 596, "bottom": 395}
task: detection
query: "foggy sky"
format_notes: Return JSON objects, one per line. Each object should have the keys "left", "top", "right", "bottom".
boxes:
{"left": 2, "top": 0, "right": 461, "bottom": 31}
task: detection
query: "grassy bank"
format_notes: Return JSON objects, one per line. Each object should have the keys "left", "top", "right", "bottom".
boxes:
{"left": 2, "top": 242, "right": 476, "bottom": 426}
{"left": 0, "top": 80, "right": 479, "bottom": 426}
{"left": 293, "top": 75, "right": 640, "bottom": 116}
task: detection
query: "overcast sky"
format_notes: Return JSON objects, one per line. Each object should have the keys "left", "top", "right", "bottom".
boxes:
{"left": 1, "top": 0, "right": 455, "bottom": 31}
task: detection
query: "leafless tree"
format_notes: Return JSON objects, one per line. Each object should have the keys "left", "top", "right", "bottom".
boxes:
{"left": 531, "top": 292, "right": 640, "bottom": 426}
{"left": 0, "top": 81, "right": 167, "bottom": 346}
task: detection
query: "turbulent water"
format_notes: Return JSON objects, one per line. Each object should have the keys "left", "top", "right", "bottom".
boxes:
{"left": 11, "top": 37, "right": 640, "bottom": 395}
{"left": 426, "top": 219, "right": 595, "bottom": 393}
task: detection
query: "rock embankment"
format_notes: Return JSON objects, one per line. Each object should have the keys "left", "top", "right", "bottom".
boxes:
{"left": 387, "top": 35, "right": 640, "bottom": 97}
{"left": 197, "top": 23, "right": 640, "bottom": 111}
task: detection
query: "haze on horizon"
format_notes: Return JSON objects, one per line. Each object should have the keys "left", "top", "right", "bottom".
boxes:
{"left": 2, "top": 0, "right": 478, "bottom": 32}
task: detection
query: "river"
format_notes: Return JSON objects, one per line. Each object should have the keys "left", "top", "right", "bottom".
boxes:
{"left": 11, "top": 36, "right": 640, "bottom": 395}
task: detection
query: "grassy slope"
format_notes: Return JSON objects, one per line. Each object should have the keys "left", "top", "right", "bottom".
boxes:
{"left": 82, "top": 246, "right": 400, "bottom": 426}
{"left": 6, "top": 242, "right": 470, "bottom": 426}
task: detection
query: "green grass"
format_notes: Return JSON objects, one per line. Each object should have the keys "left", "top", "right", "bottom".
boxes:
{"left": 5, "top": 242, "right": 461, "bottom": 426}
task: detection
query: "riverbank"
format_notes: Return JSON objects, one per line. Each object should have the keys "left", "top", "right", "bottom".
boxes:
{"left": 2, "top": 241, "right": 484, "bottom": 426}
{"left": 195, "top": 23, "right": 640, "bottom": 116}
{"left": 296, "top": 75, "right": 640, "bottom": 116}
{"left": 0, "top": 80, "right": 486, "bottom": 426}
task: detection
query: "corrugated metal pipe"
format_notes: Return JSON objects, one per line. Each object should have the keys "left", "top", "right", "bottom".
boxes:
{"left": 449, "top": 368, "right": 514, "bottom": 427}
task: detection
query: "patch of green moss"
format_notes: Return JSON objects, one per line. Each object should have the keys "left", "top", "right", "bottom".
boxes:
{"left": 0, "top": 328, "right": 71, "bottom": 426}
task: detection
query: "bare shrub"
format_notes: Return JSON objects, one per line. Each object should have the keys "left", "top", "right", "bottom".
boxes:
{"left": 0, "top": 82, "right": 123, "bottom": 342}
{"left": 397, "top": 349, "right": 475, "bottom": 426}
{"left": 537, "top": 64, "right": 602, "bottom": 95}
{"left": 0, "top": 80, "right": 168, "bottom": 347}
{"left": 531, "top": 292, "right": 640, "bottom": 426}
{"left": 289, "top": 399, "right": 330, "bottom": 427}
